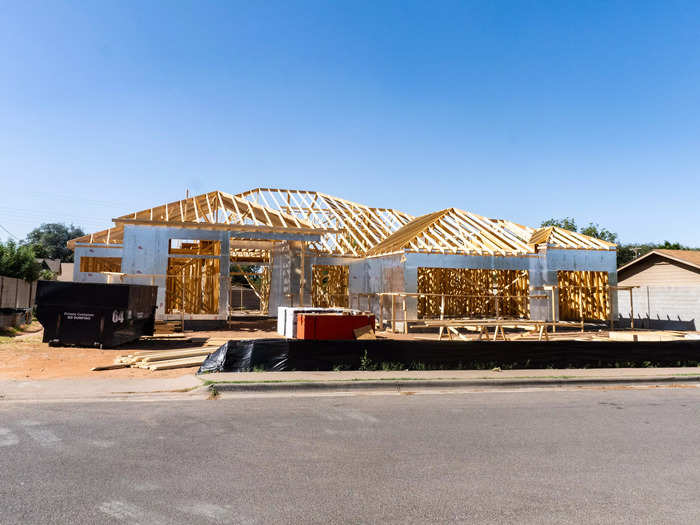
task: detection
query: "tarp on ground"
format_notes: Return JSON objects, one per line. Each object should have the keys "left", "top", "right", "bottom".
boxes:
{"left": 197, "top": 338, "right": 700, "bottom": 373}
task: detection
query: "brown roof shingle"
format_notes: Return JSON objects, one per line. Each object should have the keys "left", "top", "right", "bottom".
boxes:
{"left": 654, "top": 249, "right": 700, "bottom": 269}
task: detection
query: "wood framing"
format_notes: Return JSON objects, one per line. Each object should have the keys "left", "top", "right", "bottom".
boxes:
{"left": 367, "top": 209, "right": 615, "bottom": 257}
{"left": 79, "top": 257, "right": 122, "bottom": 273}
{"left": 311, "top": 264, "right": 350, "bottom": 308}
{"left": 238, "top": 266, "right": 272, "bottom": 314}
{"left": 67, "top": 190, "right": 324, "bottom": 249}
{"left": 68, "top": 187, "right": 617, "bottom": 324}
{"left": 165, "top": 240, "right": 221, "bottom": 314}
{"left": 416, "top": 268, "right": 530, "bottom": 319}
{"left": 69, "top": 188, "right": 615, "bottom": 257}
{"left": 558, "top": 270, "right": 610, "bottom": 321}
{"left": 236, "top": 188, "right": 414, "bottom": 257}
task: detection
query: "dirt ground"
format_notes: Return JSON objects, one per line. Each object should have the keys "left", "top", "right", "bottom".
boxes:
{"left": 0, "top": 320, "right": 282, "bottom": 380}
{"left": 0, "top": 319, "right": 626, "bottom": 381}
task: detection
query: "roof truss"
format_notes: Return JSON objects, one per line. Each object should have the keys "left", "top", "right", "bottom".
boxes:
{"left": 236, "top": 188, "right": 414, "bottom": 256}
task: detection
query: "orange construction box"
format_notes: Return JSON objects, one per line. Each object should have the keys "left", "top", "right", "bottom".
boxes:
{"left": 296, "top": 313, "right": 375, "bottom": 340}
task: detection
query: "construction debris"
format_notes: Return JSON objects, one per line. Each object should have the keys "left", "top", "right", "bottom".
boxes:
{"left": 608, "top": 330, "right": 688, "bottom": 342}
{"left": 92, "top": 347, "right": 218, "bottom": 372}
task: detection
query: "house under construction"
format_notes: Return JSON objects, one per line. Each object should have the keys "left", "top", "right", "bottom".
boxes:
{"left": 68, "top": 188, "right": 618, "bottom": 326}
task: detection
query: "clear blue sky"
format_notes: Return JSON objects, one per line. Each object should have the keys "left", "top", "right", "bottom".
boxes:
{"left": 1, "top": 1, "right": 698, "bottom": 245}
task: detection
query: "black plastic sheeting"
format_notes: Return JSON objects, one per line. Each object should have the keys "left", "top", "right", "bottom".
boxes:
{"left": 198, "top": 338, "right": 700, "bottom": 373}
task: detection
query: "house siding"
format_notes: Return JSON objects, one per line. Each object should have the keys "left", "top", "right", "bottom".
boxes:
{"left": 619, "top": 255, "right": 700, "bottom": 286}
{"left": 617, "top": 254, "right": 700, "bottom": 329}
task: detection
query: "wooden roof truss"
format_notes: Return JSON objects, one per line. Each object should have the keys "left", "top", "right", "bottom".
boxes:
{"left": 68, "top": 191, "right": 313, "bottom": 249}
{"left": 236, "top": 188, "right": 414, "bottom": 256}
{"left": 366, "top": 208, "right": 535, "bottom": 256}
{"left": 366, "top": 209, "right": 616, "bottom": 257}
{"left": 69, "top": 189, "right": 615, "bottom": 257}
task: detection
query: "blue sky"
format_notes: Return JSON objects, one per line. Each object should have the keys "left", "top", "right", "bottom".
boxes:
{"left": 1, "top": 1, "right": 698, "bottom": 245}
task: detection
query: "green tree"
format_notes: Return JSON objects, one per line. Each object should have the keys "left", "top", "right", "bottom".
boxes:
{"left": 23, "top": 223, "right": 84, "bottom": 262}
{"left": 541, "top": 217, "right": 577, "bottom": 231}
{"left": 0, "top": 240, "right": 41, "bottom": 281}
{"left": 541, "top": 218, "right": 697, "bottom": 267}
{"left": 231, "top": 264, "right": 262, "bottom": 286}
{"left": 579, "top": 223, "right": 618, "bottom": 244}
{"left": 617, "top": 241, "right": 693, "bottom": 267}
{"left": 541, "top": 218, "right": 618, "bottom": 243}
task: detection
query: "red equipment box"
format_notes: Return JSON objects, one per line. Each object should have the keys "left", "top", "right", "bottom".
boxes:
{"left": 296, "top": 313, "right": 375, "bottom": 340}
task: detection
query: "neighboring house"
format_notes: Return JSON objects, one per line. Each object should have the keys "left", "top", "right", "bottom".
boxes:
{"left": 36, "top": 258, "right": 62, "bottom": 275}
{"left": 58, "top": 263, "right": 74, "bottom": 282}
{"left": 617, "top": 249, "right": 700, "bottom": 330}
{"left": 229, "top": 284, "right": 260, "bottom": 311}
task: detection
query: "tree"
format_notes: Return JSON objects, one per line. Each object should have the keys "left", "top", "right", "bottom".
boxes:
{"left": 541, "top": 218, "right": 696, "bottom": 267}
{"left": 23, "top": 223, "right": 85, "bottom": 262}
{"left": 541, "top": 218, "right": 618, "bottom": 244}
{"left": 617, "top": 241, "right": 693, "bottom": 267}
{"left": 0, "top": 240, "right": 41, "bottom": 281}
{"left": 579, "top": 223, "right": 618, "bottom": 244}
{"left": 541, "top": 217, "right": 577, "bottom": 231}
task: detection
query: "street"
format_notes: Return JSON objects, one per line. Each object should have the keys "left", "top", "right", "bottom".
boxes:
{"left": 2, "top": 387, "right": 700, "bottom": 524}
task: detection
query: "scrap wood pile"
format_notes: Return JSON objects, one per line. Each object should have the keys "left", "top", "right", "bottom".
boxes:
{"left": 91, "top": 334, "right": 232, "bottom": 372}
{"left": 92, "top": 346, "right": 217, "bottom": 372}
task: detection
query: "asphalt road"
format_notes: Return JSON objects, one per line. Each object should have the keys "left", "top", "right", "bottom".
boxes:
{"left": 2, "top": 387, "right": 700, "bottom": 524}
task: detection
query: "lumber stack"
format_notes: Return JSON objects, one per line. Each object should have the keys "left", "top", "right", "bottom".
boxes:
{"left": 92, "top": 347, "right": 216, "bottom": 372}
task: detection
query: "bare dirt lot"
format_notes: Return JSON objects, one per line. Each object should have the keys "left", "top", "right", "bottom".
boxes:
{"left": 0, "top": 320, "right": 282, "bottom": 380}
{"left": 1, "top": 319, "right": 623, "bottom": 381}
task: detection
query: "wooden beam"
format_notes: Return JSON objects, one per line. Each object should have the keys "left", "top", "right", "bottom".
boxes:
{"left": 229, "top": 239, "right": 278, "bottom": 250}
{"left": 112, "top": 218, "right": 344, "bottom": 235}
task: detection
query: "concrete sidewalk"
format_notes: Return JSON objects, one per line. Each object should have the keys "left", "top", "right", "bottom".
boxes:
{"left": 0, "top": 375, "right": 204, "bottom": 402}
{"left": 202, "top": 367, "right": 700, "bottom": 392}
{"left": 3, "top": 368, "right": 700, "bottom": 402}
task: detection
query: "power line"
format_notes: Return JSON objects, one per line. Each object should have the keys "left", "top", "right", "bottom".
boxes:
{"left": 0, "top": 222, "right": 19, "bottom": 240}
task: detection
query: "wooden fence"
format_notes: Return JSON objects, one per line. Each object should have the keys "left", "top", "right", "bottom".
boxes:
{"left": 0, "top": 276, "right": 37, "bottom": 329}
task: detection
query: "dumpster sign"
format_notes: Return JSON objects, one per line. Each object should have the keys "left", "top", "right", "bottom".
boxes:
{"left": 63, "top": 312, "right": 95, "bottom": 321}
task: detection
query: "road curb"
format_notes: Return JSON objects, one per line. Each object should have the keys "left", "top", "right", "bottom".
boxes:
{"left": 205, "top": 374, "right": 700, "bottom": 393}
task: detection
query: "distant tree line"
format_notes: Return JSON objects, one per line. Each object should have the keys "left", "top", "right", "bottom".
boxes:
{"left": 541, "top": 217, "right": 697, "bottom": 267}
{"left": 0, "top": 223, "right": 84, "bottom": 281}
